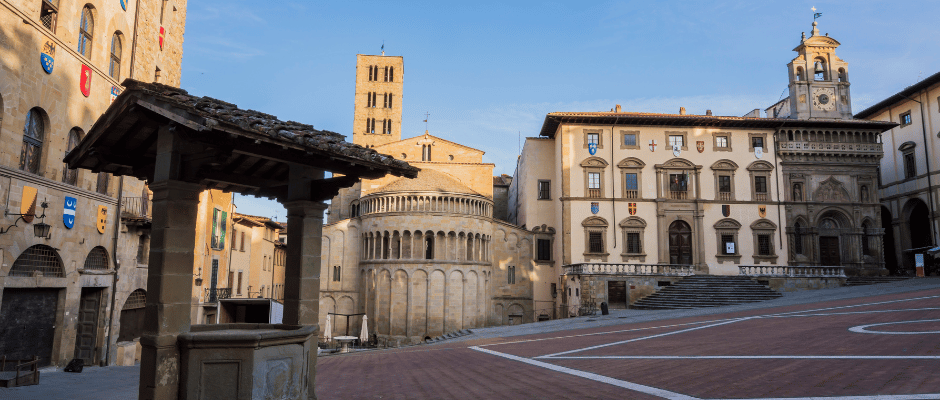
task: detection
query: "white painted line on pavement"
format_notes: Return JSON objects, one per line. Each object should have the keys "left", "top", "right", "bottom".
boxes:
{"left": 470, "top": 345, "right": 698, "bottom": 400}
{"left": 546, "top": 355, "right": 940, "bottom": 360}
{"left": 848, "top": 319, "right": 940, "bottom": 335}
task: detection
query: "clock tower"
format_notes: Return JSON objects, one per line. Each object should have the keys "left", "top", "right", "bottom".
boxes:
{"left": 786, "top": 21, "right": 852, "bottom": 120}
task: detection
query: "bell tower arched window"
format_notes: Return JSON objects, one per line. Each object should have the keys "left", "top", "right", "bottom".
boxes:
{"left": 813, "top": 57, "right": 828, "bottom": 81}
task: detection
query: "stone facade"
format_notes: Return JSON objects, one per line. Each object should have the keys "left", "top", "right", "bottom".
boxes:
{"left": 189, "top": 189, "right": 234, "bottom": 325}
{"left": 0, "top": 0, "right": 186, "bottom": 367}
{"left": 352, "top": 54, "right": 403, "bottom": 149}
{"left": 856, "top": 71, "right": 940, "bottom": 275}
{"left": 515, "top": 22, "right": 896, "bottom": 311}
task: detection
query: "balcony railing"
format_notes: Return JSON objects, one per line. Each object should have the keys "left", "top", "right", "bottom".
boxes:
{"left": 738, "top": 265, "right": 846, "bottom": 278}
{"left": 587, "top": 189, "right": 602, "bottom": 198}
{"left": 717, "top": 192, "right": 733, "bottom": 201}
{"left": 121, "top": 196, "right": 152, "bottom": 219}
{"left": 754, "top": 192, "right": 768, "bottom": 202}
{"left": 623, "top": 190, "right": 638, "bottom": 199}
{"left": 669, "top": 190, "right": 688, "bottom": 200}
{"left": 204, "top": 288, "right": 232, "bottom": 303}
{"left": 563, "top": 263, "right": 695, "bottom": 276}
{"left": 778, "top": 141, "right": 883, "bottom": 156}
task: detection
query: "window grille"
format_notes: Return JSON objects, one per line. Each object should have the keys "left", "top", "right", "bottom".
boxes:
{"left": 507, "top": 266, "right": 515, "bottom": 284}
{"left": 754, "top": 176, "right": 767, "bottom": 193}
{"left": 718, "top": 175, "right": 731, "bottom": 193}
{"left": 538, "top": 180, "right": 551, "bottom": 200}
{"left": 721, "top": 234, "right": 735, "bottom": 255}
{"left": 903, "top": 152, "right": 916, "bottom": 179}
{"left": 537, "top": 239, "right": 551, "bottom": 261}
{"left": 588, "top": 232, "right": 604, "bottom": 253}
{"left": 757, "top": 234, "right": 772, "bottom": 256}
{"left": 20, "top": 108, "right": 44, "bottom": 174}
{"left": 40, "top": 0, "right": 58, "bottom": 32}
{"left": 10, "top": 245, "right": 64, "bottom": 277}
{"left": 78, "top": 6, "right": 94, "bottom": 59}
{"left": 123, "top": 289, "right": 146, "bottom": 310}
{"left": 84, "top": 246, "right": 109, "bottom": 270}
{"left": 626, "top": 232, "right": 641, "bottom": 254}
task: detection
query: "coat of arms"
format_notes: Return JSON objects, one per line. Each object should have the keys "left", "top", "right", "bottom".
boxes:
{"left": 628, "top": 203, "right": 637, "bottom": 215}
{"left": 590, "top": 202, "right": 599, "bottom": 214}
{"left": 755, "top": 146, "right": 764, "bottom": 159}
{"left": 672, "top": 144, "right": 681, "bottom": 157}
{"left": 63, "top": 196, "right": 76, "bottom": 229}
{"left": 120, "top": 0, "right": 127, "bottom": 11}
{"left": 696, "top": 141, "right": 704, "bottom": 153}
{"left": 111, "top": 86, "right": 121, "bottom": 104}
{"left": 40, "top": 38, "right": 55, "bottom": 74}
{"left": 722, "top": 204, "right": 731, "bottom": 217}
{"left": 758, "top": 205, "right": 767, "bottom": 218}
{"left": 96, "top": 205, "right": 108, "bottom": 234}
{"left": 159, "top": 27, "right": 165, "bottom": 50}
{"left": 588, "top": 142, "right": 597, "bottom": 155}
{"left": 80, "top": 64, "right": 92, "bottom": 97}
{"left": 649, "top": 140, "right": 657, "bottom": 152}
{"left": 21, "top": 186, "right": 38, "bottom": 223}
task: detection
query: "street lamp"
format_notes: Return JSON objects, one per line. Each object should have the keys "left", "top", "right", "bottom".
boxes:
{"left": 1, "top": 199, "right": 51, "bottom": 238}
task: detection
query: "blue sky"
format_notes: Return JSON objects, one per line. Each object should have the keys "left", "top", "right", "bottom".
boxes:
{"left": 180, "top": 1, "right": 940, "bottom": 220}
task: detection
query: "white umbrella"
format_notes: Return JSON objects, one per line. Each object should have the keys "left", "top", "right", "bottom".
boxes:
{"left": 359, "top": 315, "right": 369, "bottom": 344}
{"left": 323, "top": 314, "right": 332, "bottom": 342}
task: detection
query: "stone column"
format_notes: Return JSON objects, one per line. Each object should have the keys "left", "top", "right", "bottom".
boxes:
{"left": 138, "top": 180, "right": 202, "bottom": 400}
{"left": 283, "top": 199, "right": 327, "bottom": 400}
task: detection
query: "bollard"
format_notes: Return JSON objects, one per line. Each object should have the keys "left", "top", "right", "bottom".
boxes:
{"left": 601, "top": 302, "right": 609, "bottom": 315}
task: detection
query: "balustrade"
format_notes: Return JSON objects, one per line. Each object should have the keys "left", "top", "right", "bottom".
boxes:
{"left": 563, "top": 263, "right": 695, "bottom": 276}
{"left": 669, "top": 191, "right": 688, "bottom": 200}
{"left": 738, "top": 265, "right": 846, "bottom": 278}
{"left": 358, "top": 192, "right": 493, "bottom": 218}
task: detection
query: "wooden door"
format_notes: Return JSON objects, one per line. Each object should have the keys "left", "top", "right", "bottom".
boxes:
{"left": 0, "top": 289, "right": 58, "bottom": 367}
{"left": 607, "top": 281, "right": 627, "bottom": 308}
{"left": 669, "top": 220, "right": 693, "bottom": 264}
{"left": 74, "top": 289, "right": 101, "bottom": 365}
{"left": 819, "top": 236, "right": 841, "bottom": 266}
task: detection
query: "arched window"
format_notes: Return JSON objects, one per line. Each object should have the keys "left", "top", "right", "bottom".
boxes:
{"left": 422, "top": 145, "right": 431, "bottom": 161}
{"left": 118, "top": 289, "right": 146, "bottom": 342}
{"left": 63, "top": 128, "right": 81, "bottom": 185}
{"left": 20, "top": 107, "right": 44, "bottom": 174}
{"left": 838, "top": 68, "right": 847, "bottom": 83}
{"left": 425, "top": 236, "right": 434, "bottom": 259}
{"left": 109, "top": 33, "right": 122, "bottom": 80}
{"left": 795, "top": 66, "right": 805, "bottom": 81}
{"left": 83, "top": 246, "right": 110, "bottom": 270}
{"left": 10, "top": 245, "right": 64, "bottom": 277}
{"left": 78, "top": 6, "right": 94, "bottom": 59}
{"left": 813, "top": 58, "right": 828, "bottom": 81}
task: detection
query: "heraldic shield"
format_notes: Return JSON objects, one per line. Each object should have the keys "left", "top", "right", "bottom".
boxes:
{"left": 758, "top": 205, "right": 767, "bottom": 218}
{"left": 80, "top": 64, "right": 92, "bottom": 97}
{"left": 159, "top": 26, "right": 165, "bottom": 50}
{"left": 588, "top": 142, "right": 597, "bottom": 155}
{"left": 628, "top": 203, "right": 637, "bottom": 215}
{"left": 590, "top": 202, "right": 599, "bottom": 214}
{"left": 722, "top": 204, "right": 731, "bottom": 217}
{"left": 696, "top": 141, "right": 704, "bottom": 153}
{"left": 96, "top": 205, "right": 108, "bottom": 233}
{"left": 41, "top": 39, "right": 55, "bottom": 74}
{"left": 63, "top": 196, "right": 76, "bottom": 229}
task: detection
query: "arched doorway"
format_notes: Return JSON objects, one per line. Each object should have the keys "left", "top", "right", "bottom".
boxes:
{"left": 668, "top": 220, "right": 692, "bottom": 264}
{"left": 881, "top": 206, "right": 899, "bottom": 275}
{"left": 908, "top": 200, "right": 931, "bottom": 249}
{"left": 818, "top": 217, "right": 841, "bottom": 266}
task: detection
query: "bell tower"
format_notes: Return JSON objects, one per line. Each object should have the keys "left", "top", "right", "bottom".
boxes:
{"left": 353, "top": 54, "right": 404, "bottom": 148}
{"left": 787, "top": 21, "right": 852, "bottom": 120}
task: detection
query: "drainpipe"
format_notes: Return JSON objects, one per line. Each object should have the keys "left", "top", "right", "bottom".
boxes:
{"left": 105, "top": 176, "right": 124, "bottom": 366}
{"left": 772, "top": 127, "right": 784, "bottom": 253}
{"left": 610, "top": 117, "right": 619, "bottom": 250}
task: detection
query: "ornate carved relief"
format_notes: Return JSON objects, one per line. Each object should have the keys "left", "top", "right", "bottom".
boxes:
{"left": 813, "top": 176, "right": 850, "bottom": 203}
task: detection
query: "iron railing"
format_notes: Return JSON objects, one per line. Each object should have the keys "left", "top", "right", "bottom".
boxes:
{"left": 204, "top": 288, "right": 232, "bottom": 303}
{"left": 121, "top": 196, "right": 151, "bottom": 219}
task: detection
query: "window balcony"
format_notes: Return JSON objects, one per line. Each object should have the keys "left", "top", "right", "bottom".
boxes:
{"left": 669, "top": 190, "right": 688, "bottom": 200}
{"left": 717, "top": 192, "right": 733, "bottom": 201}
{"left": 587, "top": 189, "right": 602, "bottom": 198}
{"left": 754, "top": 192, "right": 768, "bottom": 202}
{"left": 623, "top": 190, "right": 638, "bottom": 199}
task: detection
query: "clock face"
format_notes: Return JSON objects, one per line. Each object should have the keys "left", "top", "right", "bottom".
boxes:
{"left": 813, "top": 88, "right": 836, "bottom": 111}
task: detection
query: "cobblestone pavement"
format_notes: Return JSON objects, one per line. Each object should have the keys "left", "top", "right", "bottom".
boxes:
{"left": 2, "top": 278, "right": 937, "bottom": 399}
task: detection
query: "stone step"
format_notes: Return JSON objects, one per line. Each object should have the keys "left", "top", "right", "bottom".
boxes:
{"left": 630, "top": 275, "right": 779, "bottom": 310}
{"left": 845, "top": 276, "right": 911, "bottom": 286}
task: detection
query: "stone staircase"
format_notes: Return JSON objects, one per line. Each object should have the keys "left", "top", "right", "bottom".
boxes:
{"left": 631, "top": 275, "right": 782, "bottom": 310}
{"left": 426, "top": 329, "right": 473, "bottom": 343}
{"left": 845, "top": 276, "right": 912, "bottom": 286}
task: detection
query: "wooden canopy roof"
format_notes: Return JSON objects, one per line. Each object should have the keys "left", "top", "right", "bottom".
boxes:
{"left": 65, "top": 80, "right": 419, "bottom": 201}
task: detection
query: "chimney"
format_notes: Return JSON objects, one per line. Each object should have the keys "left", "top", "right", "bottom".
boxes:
{"left": 679, "top": 107, "right": 686, "bottom": 115}
{"left": 615, "top": 104, "right": 621, "bottom": 113}
{"left": 706, "top": 110, "right": 713, "bottom": 116}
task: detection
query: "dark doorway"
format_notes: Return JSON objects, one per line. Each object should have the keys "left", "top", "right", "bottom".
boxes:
{"left": 668, "top": 220, "right": 693, "bottom": 264}
{"left": 909, "top": 200, "right": 932, "bottom": 249}
{"left": 607, "top": 281, "right": 627, "bottom": 309}
{"left": 0, "top": 289, "right": 59, "bottom": 367}
{"left": 74, "top": 288, "right": 102, "bottom": 365}
{"left": 819, "top": 236, "right": 841, "bottom": 266}
{"left": 881, "top": 206, "right": 899, "bottom": 275}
